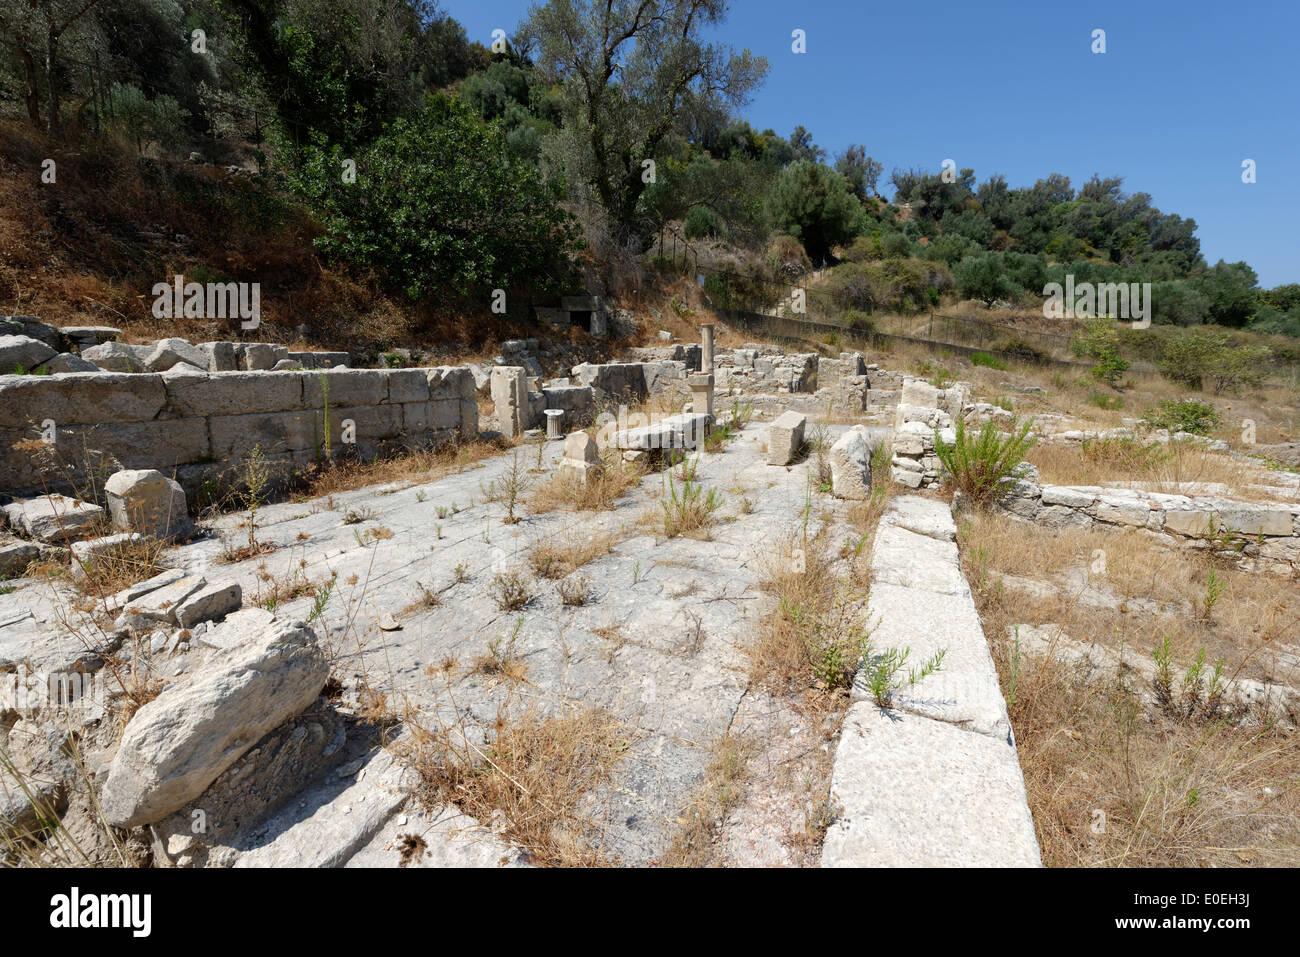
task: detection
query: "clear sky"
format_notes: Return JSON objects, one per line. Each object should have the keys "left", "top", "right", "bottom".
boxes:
{"left": 445, "top": 0, "right": 1300, "bottom": 287}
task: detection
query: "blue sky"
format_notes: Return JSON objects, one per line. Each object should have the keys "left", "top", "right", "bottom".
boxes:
{"left": 445, "top": 0, "right": 1299, "bottom": 287}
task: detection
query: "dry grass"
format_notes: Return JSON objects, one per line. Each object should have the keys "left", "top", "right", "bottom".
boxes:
{"left": 660, "top": 735, "right": 753, "bottom": 867}
{"left": 304, "top": 437, "right": 513, "bottom": 498}
{"left": 959, "top": 509, "right": 1300, "bottom": 866}
{"left": 397, "top": 700, "right": 630, "bottom": 866}
{"left": 528, "top": 452, "right": 646, "bottom": 513}
{"left": 527, "top": 532, "right": 615, "bottom": 580}
{"left": 1027, "top": 438, "right": 1274, "bottom": 499}
{"left": 67, "top": 535, "right": 169, "bottom": 600}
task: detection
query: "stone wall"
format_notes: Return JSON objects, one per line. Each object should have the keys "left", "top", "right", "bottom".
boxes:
{"left": 0, "top": 366, "right": 477, "bottom": 498}
{"left": 997, "top": 474, "right": 1300, "bottom": 575}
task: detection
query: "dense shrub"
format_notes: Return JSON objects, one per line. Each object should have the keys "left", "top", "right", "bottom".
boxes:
{"left": 1141, "top": 399, "right": 1221, "bottom": 436}
{"left": 934, "top": 416, "right": 1037, "bottom": 504}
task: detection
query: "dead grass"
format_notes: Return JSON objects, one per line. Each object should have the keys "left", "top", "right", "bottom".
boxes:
{"left": 397, "top": 699, "right": 630, "bottom": 866}
{"left": 528, "top": 452, "right": 646, "bottom": 513}
{"left": 1028, "top": 438, "right": 1273, "bottom": 499}
{"left": 958, "top": 508, "right": 1300, "bottom": 866}
{"left": 304, "top": 437, "right": 513, "bottom": 499}
{"left": 68, "top": 536, "right": 169, "bottom": 600}
{"left": 661, "top": 735, "right": 753, "bottom": 867}
{"left": 527, "top": 532, "right": 615, "bottom": 580}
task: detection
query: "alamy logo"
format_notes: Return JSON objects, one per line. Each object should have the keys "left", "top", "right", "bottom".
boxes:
{"left": 49, "top": 887, "right": 151, "bottom": 937}
{"left": 1042, "top": 275, "right": 1151, "bottom": 328}
{"left": 151, "top": 274, "right": 260, "bottom": 330}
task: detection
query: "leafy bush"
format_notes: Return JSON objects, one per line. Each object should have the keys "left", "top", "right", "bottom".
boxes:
{"left": 934, "top": 416, "right": 1037, "bottom": 503}
{"left": 1073, "top": 317, "right": 1129, "bottom": 387}
{"left": 1157, "top": 326, "right": 1271, "bottom": 394}
{"left": 1141, "top": 399, "right": 1221, "bottom": 436}
{"left": 765, "top": 160, "right": 861, "bottom": 263}
{"left": 954, "top": 253, "right": 1022, "bottom": 306}
{"left": 286, "top": 95, "right": 582, "bottom": 299}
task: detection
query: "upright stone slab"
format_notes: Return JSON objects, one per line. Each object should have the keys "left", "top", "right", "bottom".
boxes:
{"left": 766, "top": 410, "right": 807, "bottom": 466}
{"left": 829, "top": 425, "right": 874, "bottom": 500}
{"left": 490, "top": 366, "right": 528, "bottom": 439}
{"left": 105, "top": 468, "right": 193, "bottom": 540}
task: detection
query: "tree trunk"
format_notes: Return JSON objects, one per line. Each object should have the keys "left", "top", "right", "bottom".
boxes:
{"left": 45, "top": 28, "right": 61, "bottom": 138}
{"left": 14, "top": 43, "right": 42, "bottom": 127}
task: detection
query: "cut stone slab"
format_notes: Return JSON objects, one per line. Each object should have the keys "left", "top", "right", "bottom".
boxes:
{"left": 233, "top": 747, "right": 416, "bottom": 867}
{"left": 100, "top": 618, "right": 330, "bottom": 828}
{"left": 1041, "top": 486, "right": 1098, "bottom": 508}
{"left": 241, "top": 342, "right": 290, "bottom": 371}
{"left": 0, "top": 334, "right": 57, "bottom": 373}
{"left": 105, "top": 468, "right": 193, "bottom": 540}
{"left": 869, "top": 523, "right": 967, "bottom": 596}
{"left": 610, "top": 413, "right": 711, "bottom": 451}
{"left": 821, "top": 703, "right": 1041, "bottom": 867}
{"left": 59, "top": 326, "right": 121, "bottom": 349}
{"left": 854, "top": 581, "right": 1011, "bottom": 742}
{"left": 2, "top": 496, "right": 104, "bottom": 543}
{"left": 0, "top": 316, "right": 61, "bottom": 349}
{"left": 104, "top": 567, "right": 188, "bottom": 615}
{"left": 878, "top": 496, "right": 955, "bottom": 542}
{"left": 829, "top": 425, "right": 874, "bottom": 500}
{"left": 70, "top": 533, "right": 142, "bottom": 579}
{"left": 117, "top": 575, "right": 207, "bottom": 629}
{"left": 175, "top": 581, "right": 242, "bottom": 629}
{"left": 766, "top": 410, "right": 807, "bottom": 466}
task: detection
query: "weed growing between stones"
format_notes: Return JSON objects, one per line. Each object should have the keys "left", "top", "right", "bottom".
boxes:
{"left": 481, "top": 450, "right": 532, "bottom": 524}
{"left": 474, "top": 617, "right": 527, "bottom": 680}
{"left": 660, "top": 475, "right": 722, "bottom": 538}
{"left": 528, "top": 532, "right": 614, "bottom": 580}
{"left": 488, "top": 569, "right": 535, "bottom": 611}
{"left": 861, "top": 646, "right": 947, "bottom": 708}
{"left": 934, "top": 415, "right": 1037, "bottom": 504}
{"left": 528, "top": 450, "right": 644, "bottom": 513}
{"left": 218, "top": 444, "right": 275, "bottom": 563}
{"left": 661, "top": 734, "right": 752, "bottom": 866}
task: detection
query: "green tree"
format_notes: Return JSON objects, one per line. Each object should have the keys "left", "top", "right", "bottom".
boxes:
{"left": 834, "top": 144, "right": 883, "bottom": 200}
{"left": 287, "top": 95, "right": 582, "bottom": 300}
{"left": 954, "top": 253, "right": 1019, "bottom": 306}
{"left": 766, "top": 160, "right": 860, "bottom": 264}
{"left": 1074, "top": 317, "right": 1130, "bottom": 387}
{"left": 1193, "top": 260, "right": 1259, "bottom": 327}
{"left": 523, "top": 0, "right": 767, "bottom": 249}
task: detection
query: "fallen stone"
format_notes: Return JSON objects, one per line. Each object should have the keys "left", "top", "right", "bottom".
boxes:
{"left": 241, "top": 343, "right": 289, "bottom": 371}
{"left": 104, "top": 568, "right": 189, "bottom": 615}
{"left": 105, "top": 469, "right": 193, "bottom": 540}
{"left": 70, "top": 533, "right": 142, "bottom": 579}
{"left": 117, "top": 575, "right": 207, "bottom": 630}
{"left": 766, "top": 410, "right": 807, "bottom": 466}
{"left": 99, "top": 618, "right": 330, "bottom": 828}
{"left": 0, "top": 335, "right": 57, "bottom": 374}
{"left": 81, "top": 341, "right": 148, "bottom": 372}
{"left": 36, "top": 352, "right": 100, "bottom": 374}
{"left": 59, "top": 326, "right": 121, "bottom": 350}
{"left": 0, "top": 316, "right": 61, "bottom": 349}
{"left": 0, "top": 539, "right": 40, "bottom": 578}
{"left": 144, "top": 337, "right": 209, "bottom": 372}
{"left": 199, "top": 607, "right": 275, "bottom": 650}
{"left": 2, "top": 496, "right": 104, "bottom": 543}
{"left": 175, "top": 582, "right": 242, "bottom": 629}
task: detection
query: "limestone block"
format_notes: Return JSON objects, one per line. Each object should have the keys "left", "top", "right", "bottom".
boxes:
{"left": 105, "top": 469, "right": 193, "bottom": 539}
{"left": 0, "top": 372, "right": 166, "bottom": 425}
{"left": 164, "top": 370, "right": 304, "bottom": 417}
{"left": 0, "top": 334, "right": 57, "bottom": 373}
{"left": 2, "top": 495, "right": 104, "bottom": 542}
{"left": 829, "top": 425, "right": 874, "bottom": 500}
{"left": 99, "top": 619, "right": 329, "bottom": 828}
{"left": 144, "top": 338, "right": 209, "bottom": 372}
{"left": 766, "top": 410, "right": 807, "bottom": 466}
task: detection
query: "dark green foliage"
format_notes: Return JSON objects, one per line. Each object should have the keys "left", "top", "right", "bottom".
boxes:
{"left": 286, "top": 96, "right": 582, "bottom": 299}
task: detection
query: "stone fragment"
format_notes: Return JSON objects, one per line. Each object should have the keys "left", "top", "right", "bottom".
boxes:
{"left": 0, "top": 335, "right": 56, "bottom": 373}
{"left": 81, "top": 341, "right": 148, "bottom": 372}
{"left": 99, "top": 619, "right": 330, "bottom": 827}
{"left": 105, "top": 469, "right": 192, "bottom": 540}
{"left": 36, "top": 352, "right": 99, "bottom": 374}
{"left": 175, "top": 582, "right": 242, "bottom": 629}
{"left": 1, "top": 496, "right": 104, "bottom": 543}
{"left": 144, "top": 337, "right": 208, "bottom": 372}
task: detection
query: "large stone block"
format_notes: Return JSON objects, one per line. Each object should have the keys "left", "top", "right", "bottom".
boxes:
{"left": 1, "top": 316, "right": 62, "bottom": 349}
{"left": 1164, "top": 505, "right": 1295, "bottom": 539}
{"left": 198, "top": 341, "right": 240, "bottom": 372}
{"left": 829, "top": 425, "right": 874, "bottom": 500}
{"left": 164, "top": 370, "right": 304, "bottom": 417}
{"left": 144, "top": 337, "right": 209, "bottom": 372}
{"left": 2, "top": 495, "right": 104, "bottom": 542}
{"left": 426, "top": 366, "right": 476, "bottom": 402}
{"left": 0, "top": 335, "right": 57, "bottom": 373}
{"left": 36, "top": 352, "right": 100, "bottom": 374}
{"left": 56, "top": 419, "right": 211, "bottom": 471}
{"left": 105, "top": 469, "right": 193, "bottom": 539}
{"left": 209, "top": 411, "right": 318, "bottom": 459}
{"left": 386, "top": 369, "right": 429, "bottom": 405}
{"left": 303, "top": 368, "right": 388, "bottom": 408}
{"left": 490, "top": 367, "right": 528, "bottom": 439}
{"left": 60, "top": 326, "right": 122, "bottom": 350}
{"left": 331, "top": 405, "right": 403, "bottom": 442}
{"left": 459, "top": 400, "right": 478, "bottom": 437}
{"left": 821, "top": 704, "right": 1041, "bottom": 867}
{"left": 99, "top": 619, "right": 329, "bottom": 828}
{"left": 81, "top": 341, "right": 149, "bottom": 372}
{"left": 900, "top": 379, "right": 941, "bottom": 409}
{"left": 0, "top": 372, "right": 165, "bottom": 425}
{"left": 241, "top": 342, "right": 290, "bottom": 371}
{"left": 766, "top": 410, "right": 807, "bottom": 466}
